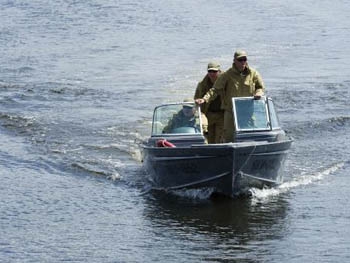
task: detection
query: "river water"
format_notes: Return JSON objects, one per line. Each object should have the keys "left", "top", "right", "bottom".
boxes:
{"left": 1, "top": 0, "right": 349, "bottom": 262}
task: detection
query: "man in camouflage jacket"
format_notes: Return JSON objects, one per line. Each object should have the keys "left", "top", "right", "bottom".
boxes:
{"left": 194, "top": 61, "right": 224, "bottom": 143}
{"left": 196, "top": 50, "right": 265, "bottom": 142}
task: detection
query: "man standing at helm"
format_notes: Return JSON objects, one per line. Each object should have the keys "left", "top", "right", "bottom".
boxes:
{"left": 195, "top": 50, "right": 265, "bottom": 143}
{"left": 194, "top": 61, "right": 224, "bottom": 144}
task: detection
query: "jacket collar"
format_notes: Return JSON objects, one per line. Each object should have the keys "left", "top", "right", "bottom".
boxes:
{"left": 232, "top": 63, "right": 250, "bottom": 76}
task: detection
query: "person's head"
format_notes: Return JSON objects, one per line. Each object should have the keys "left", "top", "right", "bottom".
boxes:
{"left": 233, "top": 50, "right": 248, "bottom": 72}
{"left": 182, "top": 98, "right": 195, "bottom": 117}
{"left": 207, "top": 61, "right": 220, "bottom": 83}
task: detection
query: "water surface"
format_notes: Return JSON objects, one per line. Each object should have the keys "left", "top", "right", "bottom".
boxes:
{"left": 0, "top": 0, "right": 349, "bottom": 262}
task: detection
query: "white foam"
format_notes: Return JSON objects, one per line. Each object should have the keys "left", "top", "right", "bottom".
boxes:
{"left": 249, "top": 162, "right": 344, "bottom": 203}
{"left": 107, "top": 172, "right": 121, "bottom": 181}
{"left": 171, "top": 188, "right": 215, "bottom": 200}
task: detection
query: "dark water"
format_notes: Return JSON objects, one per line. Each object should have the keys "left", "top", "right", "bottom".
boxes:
{"left": 1, "top": 0, "right": 349, "bottom": 262}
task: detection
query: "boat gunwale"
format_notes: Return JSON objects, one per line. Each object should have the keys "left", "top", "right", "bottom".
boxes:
{"left": 143, "top": 138, "right": 293, "bottom": 150}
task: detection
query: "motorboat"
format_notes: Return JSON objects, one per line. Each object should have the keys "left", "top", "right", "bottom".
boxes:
{"left": 141, "top": 97, "right": 292, "bottom": 197}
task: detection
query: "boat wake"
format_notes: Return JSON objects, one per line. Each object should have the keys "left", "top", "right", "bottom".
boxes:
{"left": 249, "top": 162, "right": 345, "bottom": 203}
{"left": 71, "top": 161, "right": 122, "bottom": 181}
{"left": 145, "top": 162, "right": 345, "bottom": 202}
{"left": 169, "top": 188, "right": 216, "bottom": 200}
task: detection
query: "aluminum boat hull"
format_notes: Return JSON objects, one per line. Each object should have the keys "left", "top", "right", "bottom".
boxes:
{"left": 142, "top": 139, "right": 292, "bottom": 197}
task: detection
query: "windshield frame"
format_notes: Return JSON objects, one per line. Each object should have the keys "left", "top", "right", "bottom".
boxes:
{"left": 151, "top": 102, "right": 203, "bottom": 136}
{"left": 232, "top": 96, "right": 280, "bottom": 132}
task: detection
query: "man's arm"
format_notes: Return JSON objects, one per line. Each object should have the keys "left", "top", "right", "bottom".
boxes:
{"left": 253, "top": 71, "right": 265, "bottom": 98}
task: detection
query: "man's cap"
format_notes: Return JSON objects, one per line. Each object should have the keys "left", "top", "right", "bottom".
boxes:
{"left": 183, "top": 98, "right": 194, "bottom": 108}
{"left": 207, "top": 61, "right": 220, "bottom": 71}
{"left": 234, "top": 50, "right": 248, "bottom": 59}
{"left": 183, "top": 98, "right": 194, "bottom": 103}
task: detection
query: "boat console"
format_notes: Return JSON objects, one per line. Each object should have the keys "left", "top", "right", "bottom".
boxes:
{"left": 147, "top": 97, "right": 287, "bottom": 146}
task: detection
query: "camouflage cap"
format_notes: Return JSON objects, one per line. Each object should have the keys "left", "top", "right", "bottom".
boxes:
{"left": 183, "top": 98, "right": 194, "bottom": 103}
{"left": 234, "top": 50, "right": 248, "bottom": 59}
{"left": 207, "top": 61, "right": 220, "bottom": 71}
{"left": 183, "top": 98, "right": 194, "bottom": 108}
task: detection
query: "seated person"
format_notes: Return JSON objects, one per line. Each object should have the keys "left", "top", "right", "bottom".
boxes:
{"left": 163, "top": 103, "right": 197, "bottom": 134}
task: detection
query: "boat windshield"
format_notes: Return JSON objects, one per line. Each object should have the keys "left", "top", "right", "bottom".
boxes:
{"left": 232, "top": 97, "right": 281, "bottom": 132}
{"left": 151, "top": 103, "right": 202, "bottom": 135}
